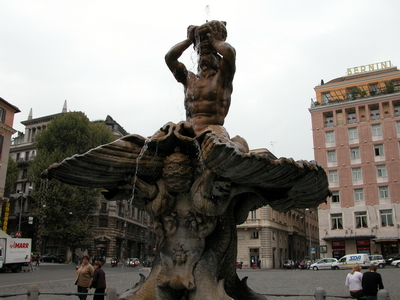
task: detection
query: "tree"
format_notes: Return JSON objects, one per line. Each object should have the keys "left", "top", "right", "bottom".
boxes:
{"left": 29, "top": 112, "right": 116, "bottom": 259}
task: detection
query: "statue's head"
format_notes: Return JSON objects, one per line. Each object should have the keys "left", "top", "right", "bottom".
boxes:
{"left": 162, "top": 152, "right": 193, "bottom": 193}
{"left": 193, "top": 20, "right": 227, "bottom": 55}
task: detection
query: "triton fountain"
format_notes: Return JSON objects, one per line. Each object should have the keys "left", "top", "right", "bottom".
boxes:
{"left": 44, "top": 20, "right": 330, "bottom": 300}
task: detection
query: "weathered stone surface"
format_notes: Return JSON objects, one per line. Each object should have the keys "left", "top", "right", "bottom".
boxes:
{"left": 43, "top": 20, "right": 330, "bottom": 300}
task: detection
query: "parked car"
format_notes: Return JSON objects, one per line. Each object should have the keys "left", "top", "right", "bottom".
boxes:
{"left": 369, "top": 255, "right": 386, "bottom": 268}
{"left": 310, "top": 258, "right": 338, "bottom": 270}
{"left": 283, "top": 260, "right": 293, "bottom": 269}
{"left": 111, "top": 257, "right": 118, "bottom": 267}
{"left": 126, "top": 258, "right": 140, "bottom": 267}
{"left": 391, "top": 259, "right": 400, "bottom": 268}
{"left": 385, "top": 253, "right": 400, "bottom": 265}
{"left": 41, "top": 254, "right": 65, "bottom": 263}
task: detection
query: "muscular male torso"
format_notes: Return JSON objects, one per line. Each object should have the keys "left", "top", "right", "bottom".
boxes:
{"left": 184, "top": 71, "right": 232, "bottom": 135}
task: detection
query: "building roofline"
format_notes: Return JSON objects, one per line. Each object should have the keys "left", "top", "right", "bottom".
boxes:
{"left": 315, "top": 67, "right": 400, "bottom": 90}
{"left": 0, "top": 97, "right": 21, "bottom": 113}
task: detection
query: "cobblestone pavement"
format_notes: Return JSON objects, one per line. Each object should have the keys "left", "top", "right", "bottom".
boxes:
{"left": 0, "top": 264, "right": 399, "bottom": 300}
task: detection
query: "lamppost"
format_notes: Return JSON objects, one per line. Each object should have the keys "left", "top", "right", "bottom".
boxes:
{"left": 305, "top": 208, "right": 314, "bottom": 261}
{"left": 17, "top": 191, "right": 24, "bottom": 237}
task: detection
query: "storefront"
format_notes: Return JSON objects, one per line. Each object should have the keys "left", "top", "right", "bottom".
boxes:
{"left": 373, "top": 238, "right": 399, "bottom": 257}
{"left": 331, "top": 240, "right": 345, "bottom": 259}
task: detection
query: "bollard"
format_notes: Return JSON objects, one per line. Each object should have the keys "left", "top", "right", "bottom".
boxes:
{"left": 27, "top": 285, "right": 39, "bottom": 300}
{"left": 377, "top": 289, "right": 390, "bottom": 300}
{"left": 314, "top": 287, "right": 326, "bottom": 300}
{"left": 106, "top": 286, "right": 118, "bottom": 300}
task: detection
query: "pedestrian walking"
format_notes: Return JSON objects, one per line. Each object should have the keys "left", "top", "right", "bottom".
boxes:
{"left": 362, "top": 264, "right": 384, "bottom": 300}
{"left": 89, "top": 261, "right": 106, "bottom": 300}
{"left": 345, "top": 264, "right": 364, "bottom": 299}
{"left": 75, "top": 254, "right": 94, "bottom": 300}
{"left": 28, "top": 256, "right": 34, "bottom": 272}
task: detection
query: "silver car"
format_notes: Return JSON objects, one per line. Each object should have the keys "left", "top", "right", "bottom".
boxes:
{"left": 310, "top": 258, "right": 338, "bottom": 270}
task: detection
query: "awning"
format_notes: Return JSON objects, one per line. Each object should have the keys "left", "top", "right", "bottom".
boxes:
{"left": 372, "top": 238, "right": 400, "bottom": 243}
{"left": 323, "top": 235, "right": 376, "bottom": 241}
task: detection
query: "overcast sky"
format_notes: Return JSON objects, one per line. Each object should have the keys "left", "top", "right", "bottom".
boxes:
{"left": 1, "top": 1, "right": 400, "bottom": 161}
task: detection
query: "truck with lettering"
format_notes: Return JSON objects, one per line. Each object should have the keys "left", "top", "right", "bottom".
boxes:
{"left": 0, "top": 230, "right": 31, "bottom": 272}
{"left": 331, "top": 253, "right": 371, "bottom": 270}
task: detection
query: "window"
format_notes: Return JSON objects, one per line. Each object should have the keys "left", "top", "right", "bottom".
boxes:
{"left": 325, "top": 131, "right": 335, "bottom": 143}
{"left": 0, "top": 108, "right": 6, "bottom": 122}
{"left": 0, "top": 134, "right": 3, "bottom": 155}
{"left": 331, "top": 191, "right": 340, "bottom": 203}
{"left": 354, "top": 189, "right": 364, "bottom": 201}
{"left": 370, "top": 109, "right": 380, "bottom": 120}
{"left": 100, "top": 202, "right": 107, "bottom": 213}
{"left": 372, "top": 124, "right": 382, "bottom": 136}
{"left": 327, "top": 150, "right": 337, "bottom": 162}
{"left": 325, "top": 116, "right": 334, "bottom": 127}
{"left": 352, "top": 168, "right": 362, "bottom": 180}
{"left": 350, "top": 147, "right": 360, "bottom": 160}
{"left": 348, "top": 127, "right": 358, "bottom": 139}
{"left": 379, "top": 186, "right": 389, "bottom": 198}
{"left": 396, "top": 121, "right": 400, "bottom": 133}
{"left": 369, "top": 83, "right": 378, "bottom": 95}
{"left": 380, "top": 209, "right": 394, "bottom": 226}
{"left": 355, "top": 212, "right": 368, "bottom": 228}
{"left": 322, "top": 93, "right": 331, "bottom": 104}
{"left": 250, "top": 231, "right": 259, "bottom": 239}
{"left": 329, "top": 170, "right": 338, "bottom": 182}
{"left": 347, "top": 112, "right": 357, "bottom": 124}
{"left": 374, "top": 144, "right": 384, "bottom": 156}
{"left": 99, "top": 218, "right": 108, "bottom": 227}
{"left": 250, "top": 210, "right": 257, "bottom": 219}
{"left": 376, "top": 165, "right": 387, "bottom": 177}
{"left": 331, "top": 213, "right": 343, "bottom": 230}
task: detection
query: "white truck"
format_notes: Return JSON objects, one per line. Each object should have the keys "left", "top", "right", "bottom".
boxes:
{"left": 0, "top": 230, "right": 32, "bottom": 272}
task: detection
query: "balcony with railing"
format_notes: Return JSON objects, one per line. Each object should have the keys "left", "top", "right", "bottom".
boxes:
{"left": 310, "top": 79, "right": 400, "bottom": 108}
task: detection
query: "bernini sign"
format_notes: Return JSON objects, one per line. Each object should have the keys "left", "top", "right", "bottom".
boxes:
{"left": 347, "top": 60, "right": 392, "bottom": 75}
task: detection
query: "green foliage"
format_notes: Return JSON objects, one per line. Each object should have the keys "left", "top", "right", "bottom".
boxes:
{"left": 29, "top": 112, "right": 116, "bottom": 249}
{"left": 385, "top": 81, "right": 395, "bottom": 94}
{"left": 4, "top": 156, "right": 18, "bottom": 197}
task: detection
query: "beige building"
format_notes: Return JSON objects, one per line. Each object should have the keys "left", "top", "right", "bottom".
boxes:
{"left": 236, "top": 149, "right": 320, "bottom": 268}
{"left": 237, "top": 206, "right": 319, "bottom": 269}
{"left": 310, "top": 61, "right": 400, "bottom": 258}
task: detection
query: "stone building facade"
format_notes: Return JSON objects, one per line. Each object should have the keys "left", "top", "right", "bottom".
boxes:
{"left": 237, "top": 206, "right": 319, "bottom": 269}
{"left": 6, "top": 103, "right": 155, "bottom": 263}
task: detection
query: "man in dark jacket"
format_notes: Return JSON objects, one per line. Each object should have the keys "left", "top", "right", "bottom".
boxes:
{"left": 89, "top": 261, "right": 106, "bottom": 300}
{"left": 361, "top": 264, "right": 384, "bottom": 300}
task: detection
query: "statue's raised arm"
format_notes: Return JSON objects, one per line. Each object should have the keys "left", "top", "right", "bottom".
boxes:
{"left": 166, "top": 20, "right": 236, "bottom": 135}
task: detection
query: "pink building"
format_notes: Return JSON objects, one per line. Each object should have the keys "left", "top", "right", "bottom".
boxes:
{"left": 309, "top": 61, "right": 400, "bottom": 258}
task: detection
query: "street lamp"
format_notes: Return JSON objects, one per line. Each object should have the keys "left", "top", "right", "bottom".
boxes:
{"left": 305, "top": 208, "right": 314, "bottom": 261}
{"left": 17, "top": 191, "right": 24, "bottom": 236}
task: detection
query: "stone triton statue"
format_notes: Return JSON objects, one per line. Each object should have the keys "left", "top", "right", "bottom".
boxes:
{"left": 43, "top": 20, "right": 331, "bottom": 300}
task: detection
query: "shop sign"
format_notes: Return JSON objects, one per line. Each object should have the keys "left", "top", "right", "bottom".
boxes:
{"left": 347, "top": 60, "right": 392, "bottom": 75}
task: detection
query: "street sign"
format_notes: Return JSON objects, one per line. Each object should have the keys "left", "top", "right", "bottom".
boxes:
{"left": 311, "top": 247, "right": 316, "bottom": 254}
{"left": 15, "top": 231, "right": 22, "bottom": 238}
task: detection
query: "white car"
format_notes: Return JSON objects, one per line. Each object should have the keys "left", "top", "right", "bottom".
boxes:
{"left": 310, "top": 258, "right": 338, "bottom": 270}
{"left": 369, "top": 255, "right": 386, "bottom": 268}
{"left": 391, "top": 259, "right": 400, "bottom": 268}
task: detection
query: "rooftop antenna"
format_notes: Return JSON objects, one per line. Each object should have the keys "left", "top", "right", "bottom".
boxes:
{"left": 205, "top": 5, "right": 210, "bottom": 22}
{"left": 270, "top": 141, "right": 276, "bottom": 153}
